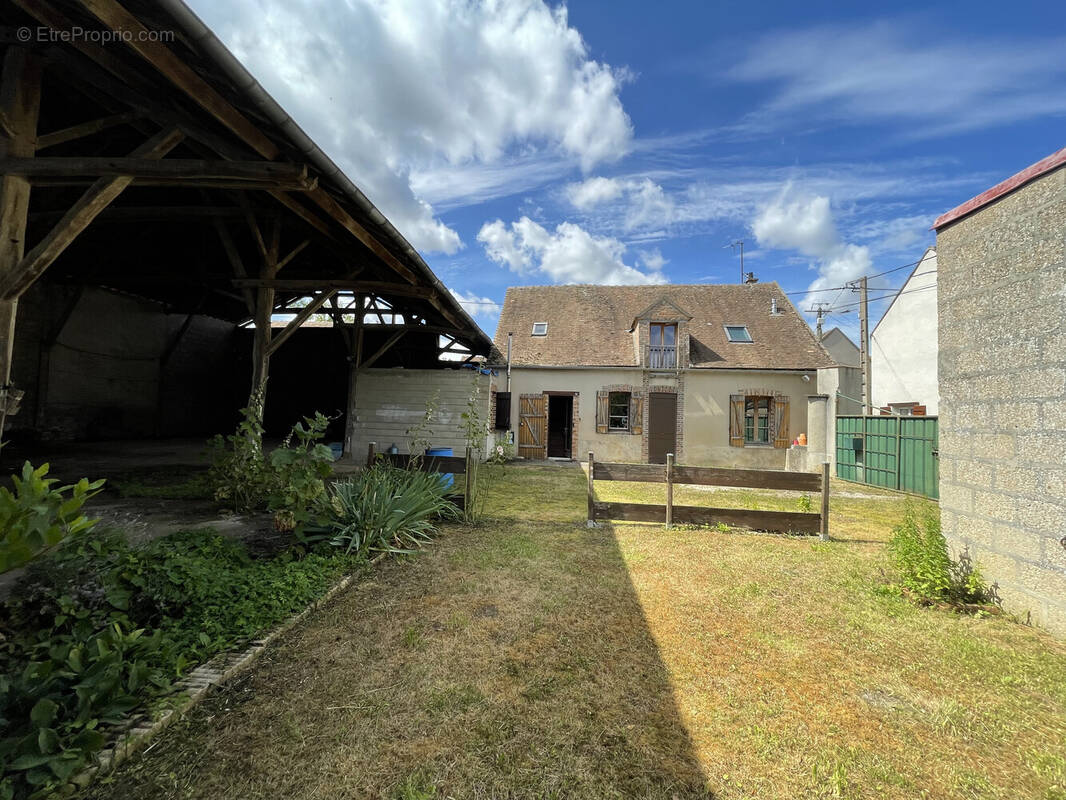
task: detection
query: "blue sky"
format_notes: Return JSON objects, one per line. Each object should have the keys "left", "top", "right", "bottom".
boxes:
{"left": 190, "top": 0, "right": 1066, "bottom": 342}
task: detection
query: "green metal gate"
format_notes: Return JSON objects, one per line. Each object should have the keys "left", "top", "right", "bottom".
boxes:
{"left": 835, "top": 416, "right": 939, "bottom": 499}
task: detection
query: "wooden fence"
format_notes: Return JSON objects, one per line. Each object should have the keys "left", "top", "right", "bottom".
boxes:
{"left": 587, "top": 452, "right": 829, "bottom": 539}
{"left": 366, "top": 442, "right": 472, "bottom": 511}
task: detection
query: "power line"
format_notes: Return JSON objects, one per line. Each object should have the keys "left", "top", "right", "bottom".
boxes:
{"left": 827, "top": 283, "right": 937, "bottom": 313}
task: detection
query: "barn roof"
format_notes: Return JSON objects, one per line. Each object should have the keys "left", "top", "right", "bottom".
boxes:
{"left": 1, "top": 0, "right": 492, "bottom": 356}
{"left": 494, "top": 283, "right": 834, "bottom": 370}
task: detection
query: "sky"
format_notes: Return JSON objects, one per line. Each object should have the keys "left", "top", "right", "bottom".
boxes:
{"left": 188, "top": 0, "right": 1066, "bottom": 343}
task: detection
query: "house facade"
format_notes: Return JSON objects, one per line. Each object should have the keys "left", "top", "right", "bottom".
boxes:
{"left": 490, "top": 284, "right": 839, "bottom": 469}
{"left": 870, "top": 247, "right": 940, "bottom": 416}
{"left": 933, "top": 146, "right": 1066, "bottom": 638}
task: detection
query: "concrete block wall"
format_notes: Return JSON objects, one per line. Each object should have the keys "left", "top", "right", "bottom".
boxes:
{"left": 936, "top": 164, "right": 1066, "bottom": 637}
{"left": 350, "top": 368, "right": 490, "bottom": 460}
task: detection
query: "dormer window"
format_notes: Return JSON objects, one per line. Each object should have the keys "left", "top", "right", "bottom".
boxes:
{"left": 649, "top": 323, "right": 677, "bottom": 368}
{"left": 531, "top": 322, "right": 548, "bottom": 336}
{"left": 725, "top": 325, "right": 752, "bottom": 343}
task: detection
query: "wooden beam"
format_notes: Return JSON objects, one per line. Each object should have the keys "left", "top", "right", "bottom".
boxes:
{"left": 0, "top": 47, "right": 41, "bottom": 441}
{"left": 71, "top": 0, "right": 281, "bottom": 160}
{"left": 0, "top": 127, "right": 184, "bottom": 300}
{"left": 0, "top": 157, "right": 315, "bottom": 189}
{"left": 275, "top": 239, "right": 310, "bottom": 273}
{"left": 36, "top": 111, "right": 142, "bottom": 150}
{"left": 30, "top": 205, "right": 244, "bottom": 223}
{"left": 211, "top": 219, "right": 255, "bottom": 315}
{"left": 264, "top": 290, "right": 337, "bottom": 357}
{"left": 230, "top": 278, "right": 433, "bottom": 298}
{"left": 359, "top": 329, "right": 406, "bottom": 370}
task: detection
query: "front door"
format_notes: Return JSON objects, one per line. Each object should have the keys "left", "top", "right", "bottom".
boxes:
{"left": 518, "top": 393, "right": 547, "bottom": 460}
{"left": 547, "top": 395, "right": 573, "bottom": 458}
{"left": 647, "top": 392, "right": 677, "bottom": 464}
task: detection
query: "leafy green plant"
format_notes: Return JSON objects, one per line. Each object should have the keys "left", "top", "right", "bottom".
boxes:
{"left": 268, "top": 412, "right": 336, "bottom": 530}
{"left": 888, "top": 502, "right": 991, "bottom": 605}
{"left": 486, "top": 441, "right": 515, "bottom": 465}
{"left": 459, "top": 377, "right": 489, "bottom": 522}
{"left": 405, "top": 390, "right": 440, "bottom": 468}
{"left": 206, "top": 394, "right": 273, "bottom": 514}
{"left": 0, "top": 462, "right": 104, "bottom": 574}
{"left": 315, "top": 465, "right": 458, "bottom": 557}
{"left": 796, "top": 494, "right": 813, "bottom": 513}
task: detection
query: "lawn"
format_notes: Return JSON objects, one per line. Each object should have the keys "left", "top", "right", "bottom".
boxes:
{"left": 85, "top": 464, "right": 1066, "bottom": 800}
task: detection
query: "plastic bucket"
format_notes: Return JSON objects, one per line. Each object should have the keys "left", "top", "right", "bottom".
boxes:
{"left": 426, "top": 447, "right": 454, "bottom": 489}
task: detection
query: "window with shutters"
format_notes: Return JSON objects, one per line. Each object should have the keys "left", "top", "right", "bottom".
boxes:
{"left": 729, "top": 393, "right": 789, "bottom": 448}
{"left": 608, "top": 392, "right": 630, "bottom": 430}
{"left": 745, "top": 396, "right": 771, "bottom": 443}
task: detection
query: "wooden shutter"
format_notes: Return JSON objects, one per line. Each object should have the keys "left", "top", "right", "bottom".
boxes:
{"left": 630, "top": 393, "right": 644, "bottom": 435}
{"left": 773, "top": 396, "right": 790, "bottom": 449}
{"left": 494, "top": 392, "right": 511, "bottom": 430}
{"left": 596, "top": 390, "right": 609, "bottom": 434}
{"left": 518, "top": 394, "right": 547, "bottom": 459}
{"left": 729, "top": 394, "right": 745, "bottom": 447}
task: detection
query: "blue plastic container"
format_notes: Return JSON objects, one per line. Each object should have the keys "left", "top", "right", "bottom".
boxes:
{"left": 328, "top": 442, "right": 343, "bottom": 461}
{"left": 425, "top": 447, "right": 454, "bottom": 489}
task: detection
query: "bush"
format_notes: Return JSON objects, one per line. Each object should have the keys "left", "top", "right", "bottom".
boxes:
{"left": 0, "top": 462, "right": 104, "bottom": 574}
{"left": 206, "top": 397, "right": 272, "bottom": 514}
{"left": 888, "top": 502, "right": 990, "bottom": 605}
{"left": 1, "top": 529, "right": 362, "bottom": 798}
{"left": 313, "top": 465, "right": 459, "bottom": 557}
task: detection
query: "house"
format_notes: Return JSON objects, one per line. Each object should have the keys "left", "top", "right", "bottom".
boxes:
{"left": 489, "top": 283, "right": 842, "bottom": 470}
{"left": 870, "top": 247, "right": 939, "bottom": 416}
{"left": 933, "top": 145, "right": 1066, "bottom": 638}
{"left": 820, "top": 327, "right": 859, "bottom": 367}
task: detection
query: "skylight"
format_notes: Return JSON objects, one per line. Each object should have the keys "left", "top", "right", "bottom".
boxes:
{"left": 531, "top": 322, "right": 548, "bottom": 336}
{"left": 725, "top": 325, "right": 753, "bottom": 343}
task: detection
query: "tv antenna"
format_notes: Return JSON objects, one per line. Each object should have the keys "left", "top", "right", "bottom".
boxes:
{"left": 726, "top": 240, "right": 745, "bottom": 284}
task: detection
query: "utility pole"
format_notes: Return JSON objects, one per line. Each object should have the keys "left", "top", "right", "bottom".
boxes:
{"left": 807, "top": 302, "right": 831, "bottom": 340}
{"left": 727, "top": 240, "right": 745, "bottom": 284}
{"left": 858, "top": 276, "right": 871, "bottom": 415}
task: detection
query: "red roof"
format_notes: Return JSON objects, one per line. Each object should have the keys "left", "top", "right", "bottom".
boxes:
{"left": 932, "top": 146, "right": 1066, "bottom": 230}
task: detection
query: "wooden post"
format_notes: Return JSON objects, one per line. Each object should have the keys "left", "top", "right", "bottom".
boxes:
{"left": 343, "top": 296, "right": 363, "bottom": 458}
{"left": 586, "top": 451, "right": 596, "bottom": 528}
{"left": 366, "top": 441, "right": 376, "bottom": 468}
{"left": 666, "top": 453, "right": 674, "bottom": 529}
{"left": 249, "top": 219, "right": 280, "bottom": 411}
{"left": 464, "top": 445, "right": 473, "bottom": 517}
{"left": 0, "top": 48, "right": 41, "bottom": 447}
{"left": 820, "top": 461, "right": 831, "bottom": 541}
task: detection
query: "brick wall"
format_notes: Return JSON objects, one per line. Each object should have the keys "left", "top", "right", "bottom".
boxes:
{"left": 935, "top": 164, "right": 1066, "bottom": 637}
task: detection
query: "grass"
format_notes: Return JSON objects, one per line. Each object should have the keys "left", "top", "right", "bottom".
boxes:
{"left": 84, "top": 464, "right": 1066, "bottom": 800}
{"left": 107, "top": 466, "right": 213, "bottom": 500}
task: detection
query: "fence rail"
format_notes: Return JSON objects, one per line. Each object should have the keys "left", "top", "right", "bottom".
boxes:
{"left": 587, "top": 452, "right": 829, "bottom": 538}
{"left": 366, "top": 442, "right": 472, "bottom": 510}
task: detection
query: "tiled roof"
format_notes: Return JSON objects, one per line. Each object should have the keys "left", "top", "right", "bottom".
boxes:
{"left": 494, "top": 283, "right": 834, "bottom": 370}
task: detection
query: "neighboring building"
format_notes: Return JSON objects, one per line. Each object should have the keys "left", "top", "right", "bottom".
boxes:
{"left": 820, "top": 327, "right": 859, "bottom": 367}
{"left": 490, "top": 283, "right": 841, "bottom": 470}
{"left": 933, "top": 146, "right": 1066, "bottom": 638}
{"left": 870, "top": 248, "right": 940, "bottom": 416}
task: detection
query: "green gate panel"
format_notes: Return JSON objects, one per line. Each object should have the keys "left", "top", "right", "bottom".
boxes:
{"left": 835, "top": 415, "right": 939, "bottom": 499}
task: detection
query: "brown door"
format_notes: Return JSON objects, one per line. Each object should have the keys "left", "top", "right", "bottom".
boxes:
{"left": 518, "top": 393, "right": 547, "bottom": 460}
{"left": 547, "top": 395, "right": 573, "bottom": 458}
{"left": 647, "top": 392, "right": 676, "bottom": 464}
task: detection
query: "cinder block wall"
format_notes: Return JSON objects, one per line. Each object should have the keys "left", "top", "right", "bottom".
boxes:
{"left": 351, "top": 368, "right": 490, "bottom": 459}
{"left": 936, "top": 165, "right": 1066, "bottom": 637}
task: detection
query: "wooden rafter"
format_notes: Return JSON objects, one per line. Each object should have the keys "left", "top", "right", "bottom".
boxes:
{"left": 360, "top": 329, "right": 406, "bottom": 370}
{"left": 0, "top": 157, "right": 316, "bottom": 189}
{"left": 230, "top": 279, "right": 432, "bottom": 298}
{"left": 275, "top": 239, "right": 310, "bottom": 272}
{"left": 263, "top": 290, "right": 337, "bottom": 357}
{"left": 0, "top": 127, "right": 184, "bottom": 300}
{"left": 211, "top": 218, "right": 255, "bottom": 315}
{"left": 36, "top": 111, "right": 143, "bottom": 150}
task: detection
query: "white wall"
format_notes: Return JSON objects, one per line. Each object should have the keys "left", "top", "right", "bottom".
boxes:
{"left": 871, "top": 248, "right": 939, "bottom": 414}
{"left": 350, "top": 368, "right": 490, "bottom": 460}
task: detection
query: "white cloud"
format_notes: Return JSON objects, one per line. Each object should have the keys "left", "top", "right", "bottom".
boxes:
{"left": 728, "top": 23, "right": 1066, "bottom": 138}
{"left": 753, "top": 185, "right": 871, "bottom": 292}
{"left": 449, "top": 288, "right": 501, "bottom": 320}
{"left": 190, "top": 0, "right": 632, "bottom": 252}
{"left": 565, "top": 176, "right": 675, "bottom": 231}
{"left": 637, "top": 248, "right": 668, "bottom": 272}
{"left": 477, "top": 217, "right": 666, "bottom": 285}
{"left": 567, "top": 176, "right": 626, "bottom": 210}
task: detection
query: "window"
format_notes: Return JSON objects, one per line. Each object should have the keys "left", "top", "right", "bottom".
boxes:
{"left": 494, "top": 392, "right": 511, "bottom": 430}
{"left": 649, "top": 323, "right": 677, "bottom": 368}
{"left": 725, "top": 325, "right": 752, "bottom": 343}
{"left": 531, "top": 322, "right": 548, "bottom": 336}
{"left": 744, "top": 396, "right": 771, "bottom": 444}
{"left": 608, "top": 392, "right": 630, "bottom": 430}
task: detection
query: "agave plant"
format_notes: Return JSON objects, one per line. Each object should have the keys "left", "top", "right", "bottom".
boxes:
{"left": 321, "top": 465, "right": 459, "bottom": 557}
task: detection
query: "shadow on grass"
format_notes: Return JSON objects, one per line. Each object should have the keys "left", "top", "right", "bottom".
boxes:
{"left": 83, "top": 467, "right": 712, "bottom": 799}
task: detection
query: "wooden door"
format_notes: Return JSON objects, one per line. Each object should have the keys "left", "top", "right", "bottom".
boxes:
{"left": 518, "top": 393, "right": 547, "bottom": 460}
{"left": 647, "top": 392, "right": 677, "bottom": 464}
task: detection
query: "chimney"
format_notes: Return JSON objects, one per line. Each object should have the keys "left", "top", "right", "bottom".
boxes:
{"left": 770, "top": 297, "right": 779, "bottom": 315}
{"left": 744, "top": 272, "right": 758, "bottom": 284}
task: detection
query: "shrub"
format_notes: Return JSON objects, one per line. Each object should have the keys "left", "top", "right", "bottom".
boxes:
{"left": 315, "top": 465, "right": 459, "bottom": 557}
{"left": 267, "top": 412, "right": 335, "bottom": 530}
{"left": 206, "top": 397, "right": 272, "bottom": 514}
{"left": 0, "top": 462, "right": 104, "bottom": 574}
{"left": 888, "top": 502, "right": 990, "bottom": 605}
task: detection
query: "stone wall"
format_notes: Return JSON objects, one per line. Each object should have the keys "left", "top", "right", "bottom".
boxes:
{"left": 935, "top": 164, "right": 1066, "bottom": 637}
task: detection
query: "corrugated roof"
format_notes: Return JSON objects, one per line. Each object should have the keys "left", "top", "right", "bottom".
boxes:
{"left": 494, "top": 283, "right": 834, "bottom": 370}
{"left": 933, "top": 146, "right": 1066, "bottom": 231}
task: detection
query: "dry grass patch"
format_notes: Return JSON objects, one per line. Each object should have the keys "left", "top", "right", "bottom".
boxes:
{"left": 84, "top": 464, "right": 1066, "bottom": 800}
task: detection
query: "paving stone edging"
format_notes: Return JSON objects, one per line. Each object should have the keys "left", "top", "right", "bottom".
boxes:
{"left": 65, "top": 556, "right": 382, "bottom": 795}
